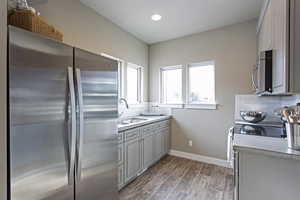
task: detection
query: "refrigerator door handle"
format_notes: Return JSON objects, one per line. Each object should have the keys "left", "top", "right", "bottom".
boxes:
{"left": 68, "top": 67, "right": 76, "bottom": 185}
{"left": 75, "top": 68, "right": 84, "bottom": 181}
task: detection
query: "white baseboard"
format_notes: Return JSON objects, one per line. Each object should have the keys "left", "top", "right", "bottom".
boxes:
{"left": 169, "top": 149, "right": 231, "bottom": 168}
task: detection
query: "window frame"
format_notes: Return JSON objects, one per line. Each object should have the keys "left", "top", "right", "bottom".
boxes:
{"left": 186, "top": 61, "right": 216, "bottom": 106}
{"left": 100, "top": 53, "right": 124, "bottom": 100}
{"left": 101, "top": 53, "right": 144, "bottom": 105}
{"left": 159, "top": 61, "right": 217, "bottom": 110}
{"left": 159, "top": 65, "right": 184, "bottom": 106}
{"left": 125, "top": 62, "right": 143, "bottom": 104}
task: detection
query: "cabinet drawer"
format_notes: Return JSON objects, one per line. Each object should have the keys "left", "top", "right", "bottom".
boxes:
{"left": 157, "top": 126, "right": 169, "bottom": 133}
{"left": 142, "top": 124, "right": 153, "bottom": 132}
{"left": 125, "top": 128, "right": 140, "bottom": 141}
{"left": 142, "top": 125, "right": 155, "bottom": 137}
{"left": 158, "top": 120, "right": 169, "bottom": 128}
{"left": 118, "top": 144, "right": 124, "bottom": 164}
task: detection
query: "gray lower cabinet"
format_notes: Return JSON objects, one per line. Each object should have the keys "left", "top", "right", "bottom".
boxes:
{"left": 118, "top": 119, "right": 170, "bottom": 190}
{"left": 118, "top": 133, "right": 125, "bottom": 190}
{"left": 124, "top": 138, "right": 141, "bottom": 183}
{"left": 142, "top": 134, "right": 154, "bottom": 169}
{"left": 154, "top": 130, "right": 164, "bottom": 161}
{"left": 236, "top": 149, "right": 300, "bottom": 200}
{"left": 162, "top": 127, "right": 170, "bottom": 155}
{"left": 118, "top": 144, "right": 124, "bottom": 165}
{"left": 118, "top": 164, "right": 124, "bottom": 189}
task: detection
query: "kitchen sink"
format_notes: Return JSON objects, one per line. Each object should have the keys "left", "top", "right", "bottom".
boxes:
{"left": 119, "top": 117, "right": 148, "bottom": 125}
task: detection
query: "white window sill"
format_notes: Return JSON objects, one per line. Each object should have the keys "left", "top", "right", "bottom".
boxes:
{"left": 158, "top": 104, "right": 184, "bottom": 109}
{"left": 184, "top": 103, "right": 217, "bottom": 110}
{"left": 157, "top": 103, "right": 217, "bottom": 110}
{"left": 128, "top": 102, "right": 148, "bottom": 108}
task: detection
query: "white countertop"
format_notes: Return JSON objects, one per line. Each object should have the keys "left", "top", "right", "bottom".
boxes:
{"left": 233, "top": 134, "right": 300, "bottom": 160}
{"left": 118, "top": 115, "right": 171, "bottom": 132}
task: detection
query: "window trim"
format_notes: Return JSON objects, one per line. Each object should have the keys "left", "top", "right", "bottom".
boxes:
{"left": 100, "top": 53, "right": 124, "bottom": 99}
{"left": 159, "top": 61, "right": 217, "bottom": 110}
{"left": 101, "top": 53, "right": 144, "bottom": 105}
{"left": 126, "top": 62, "right": 143, "bottom": 104}
{"left": 159, "top": 65, "right": 184, "bottom": 105}
{"left": 186, "top": 61, "right": 216, "bottom": 105}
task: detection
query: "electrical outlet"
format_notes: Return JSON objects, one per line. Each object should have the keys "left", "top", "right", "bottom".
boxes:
{"left": 188, "top": 140, "right": 193, "bottom": 147}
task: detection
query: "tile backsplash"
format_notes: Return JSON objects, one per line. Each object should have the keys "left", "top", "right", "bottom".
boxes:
{"left": 235, "top": 95, "right": 300, "bottom": 122}
{"left": 148, "top": 103, "right": 172, "bottom": 116}
{"left": 118, "top": 102, "right": 172, "bottom": 120}
{"left": 118, "top": 103, "right": 148, "bottom": 119}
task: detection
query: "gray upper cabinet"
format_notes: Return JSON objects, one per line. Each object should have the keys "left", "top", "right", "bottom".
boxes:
{"left": 257, "top": 0, "right": 300, "bottom": 94}
{"left": 272, "top": 0, "right": 289, "bottom": 93}
{"left": 289, "top": 0, "right": 300, "bottom": 92}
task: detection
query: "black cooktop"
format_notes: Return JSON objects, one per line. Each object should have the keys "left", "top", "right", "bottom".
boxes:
{"left": 233, "top": 123, "right": 287, "bottom": 138}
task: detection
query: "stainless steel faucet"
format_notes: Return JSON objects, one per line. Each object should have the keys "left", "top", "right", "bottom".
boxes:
{"left": 120, "top": 98, "right": 129, "bottom": 109}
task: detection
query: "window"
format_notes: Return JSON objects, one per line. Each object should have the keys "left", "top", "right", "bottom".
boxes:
{"left": 126, "top": 63, "right": 142, "bottom": 103}
{"left": 160, "top": 61, "right": 216, "bottom": 109}
{"left": 101, "top": 53, "right": 143, "bottom": 104}
{"left": 160, "top": 66, "right": 183, "bottom": 104}
{"left": 118, "top": 60, "right": 125, "bottom": 99}
{"left": 101, "top": 53, "right": 125, "bottom": 99}
{"left": 187, "top": 62, "right": 215, "bottom": 104}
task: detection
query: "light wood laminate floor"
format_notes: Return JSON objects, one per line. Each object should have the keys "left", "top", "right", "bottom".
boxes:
{"left": 119, "top": 155, "right": 233, "bottom": 200}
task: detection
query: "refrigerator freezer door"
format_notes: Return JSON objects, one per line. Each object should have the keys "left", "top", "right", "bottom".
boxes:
{"left": 74, "top": 48, "right": 119, "bottom": 200}
{"left": 9, "top": 26, "right": 75, "bottom": 200}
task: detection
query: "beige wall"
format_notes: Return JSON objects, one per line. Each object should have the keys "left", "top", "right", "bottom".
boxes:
{"left": 149, "top": 20, "right": 257, "bottom": 160}
{"left": 0, "top": 0, "right": 7, "bottom": 199}
{"left": 35, "top": 0, "right": 149, "bottom": 101}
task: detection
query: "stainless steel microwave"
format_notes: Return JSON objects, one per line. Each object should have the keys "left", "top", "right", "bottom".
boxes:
{"left": 252, "top": 50, "right": 273, "bottom": 95}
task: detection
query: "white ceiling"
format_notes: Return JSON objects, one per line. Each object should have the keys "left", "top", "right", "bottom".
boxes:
{"left": 80, "top": 0, "right": 263, "bottom": 44}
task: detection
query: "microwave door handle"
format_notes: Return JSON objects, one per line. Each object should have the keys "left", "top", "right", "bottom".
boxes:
{"left": 75, "top": 68, "right": 84, "bottom": 182}
{"left": 251, "top": 65, "right": 258, "bottom": 90}
{"left": 67, "top": 67, "right": 76, "bottom": 185}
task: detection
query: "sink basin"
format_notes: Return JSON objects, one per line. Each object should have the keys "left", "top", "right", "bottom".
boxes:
{"left": 120, "top": 117, "right": 148, "bottom": 125}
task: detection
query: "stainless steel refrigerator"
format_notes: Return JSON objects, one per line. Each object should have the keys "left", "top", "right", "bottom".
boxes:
{"left": 8, "top": 26, "right": 119, "bottom": 200}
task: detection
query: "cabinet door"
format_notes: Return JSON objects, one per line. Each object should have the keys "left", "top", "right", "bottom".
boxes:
{"left": 118, "top": 144, "right": 124, "bottom": 165}
{"left": 143, "top": 135, "right": 154, "bottom": 168}
{"left": 257, "top": 0, "right": 289, "bottom": 94}
{"left": 154, "top": 131, "right": 164, "bottom": 161}
{"left": 238, "top": 151, "right": 300, "bottom": 200}
{"left": 259, "top": 1, "right": 273, "bottom": 52}
{"left": 272, "top": 0, "right": 289, "bottom": 94}
{"left": 118, "top": 165, "right": 124, "bottom": 190}
{"left": 163, "top": 128, "right": 170, "bottom": 155}
{"left": 124, "top": 139, "right": 141, "bottom": 183}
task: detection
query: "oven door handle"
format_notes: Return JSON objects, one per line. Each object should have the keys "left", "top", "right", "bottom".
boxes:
{"left": 227, "top": 127, "right": 234, "bottom": 166}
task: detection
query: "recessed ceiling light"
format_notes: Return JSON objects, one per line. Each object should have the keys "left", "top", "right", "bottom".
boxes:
{"left": 151, "top": 14, "right": 162, "bottom": 21}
